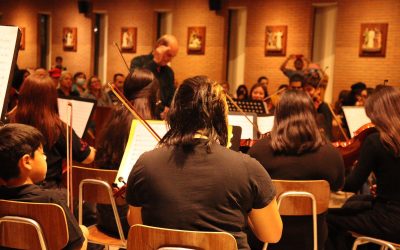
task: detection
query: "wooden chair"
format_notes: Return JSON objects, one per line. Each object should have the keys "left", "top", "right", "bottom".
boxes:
{"left": 127, "top": 224, "right": 238, "bottom": 250}
{"left": 263, "top": 180, "right": 330, "bottom": 250}
{"left": 0, "top": 199, "right": 68, "bottom": 250}
{"left": 72, "top": 165, "right": 126, "bottom": 249}
{"left": 351, "top": 232, "right": 400, "bottom": 250}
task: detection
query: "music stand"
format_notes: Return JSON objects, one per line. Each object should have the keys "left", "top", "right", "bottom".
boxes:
{"left": 227, "top": 99, "right": 267, "bottom": 115}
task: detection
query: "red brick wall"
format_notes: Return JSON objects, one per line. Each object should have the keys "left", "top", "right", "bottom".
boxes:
{"left": 333, "top": 0, "right": 400, "bottom": 99}
{"left": 1, "top": 0, "right": 399, "bottom": 99}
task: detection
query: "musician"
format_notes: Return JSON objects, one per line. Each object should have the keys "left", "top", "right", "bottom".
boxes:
{"left": 247, "top": 90, "right": 345, "bottom": 250}
{"left": 130, "top": 34, "right": 178, "bottom": 118}
{"left": 327, "top": 86, "right": 400, "bottom": 249}
{"left": 303, "top": 79, "right": 333, "bottom": 140}
{"left": 126, "top": 76, "right": 282, "bottom": 250}
{"left": 249, "top": 82, "right": 273, "bottom": 113}
{"left": 95, "top": 68, "right": 159, "bottom": 237}
{"left": 11, "top": 74, "right": 95, "bottom": 189}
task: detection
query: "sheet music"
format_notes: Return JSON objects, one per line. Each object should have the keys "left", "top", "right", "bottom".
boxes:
{"left": 115, "top": 120, "right": 168, "bottom": 188}
{"left": 228, "top": 113, "right": 257, "bottom": 139}
{"left": 0, "top": 26, "right": 19, "bottom": 119}
{"left": 342, "top": 106, "right": 371, "bottom": 137}
{"left": 57, "top": 98, "right": 95, "bottom": 138}
{"left": 257, "top": 116, "right": 275, "bottom": 134}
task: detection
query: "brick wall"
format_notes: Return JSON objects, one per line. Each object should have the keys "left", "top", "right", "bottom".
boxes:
{"left": 0, "top": 0, "right": 399, "bottom": 100}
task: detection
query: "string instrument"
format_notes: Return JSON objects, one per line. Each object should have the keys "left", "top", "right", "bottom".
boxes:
{"left": 238, "top": 88, "right": 286, "bottom": 151}
{"left": 332, "top": 123, "right": 376, "bottom": 171}
{"left": 108, "top": 83, "right": 161, "bottom": 198}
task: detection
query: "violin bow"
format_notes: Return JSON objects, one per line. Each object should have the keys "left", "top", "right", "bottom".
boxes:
{"left": 327, "top": 103, "right": 350, "bottom": 141}
{"left": 66, "top": 102, "right": 74, "bottom": 212}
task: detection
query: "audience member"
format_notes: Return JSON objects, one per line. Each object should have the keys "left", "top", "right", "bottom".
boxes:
{"left": 108, "top": 73, "right": 125, "bottom": 105}
{"left": 82, "top": 76, "right": 112, "bottom": 107}
{"left": 72, "top": 72, "right": 87, "bottom": 96}
{"left": 57, "top": 71, "right": 80, "bottom": 97}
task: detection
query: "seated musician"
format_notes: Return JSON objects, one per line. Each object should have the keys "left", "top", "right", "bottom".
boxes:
{"left": 0, "top": 123, "right": 88, "bottom": 250}
{"left": 327, "top": 86, "right": 400, "bottom": 249}
{"left": 247, "top": 90, "right": 345, "bottom": 250}
{"left": 95, "top": 68, "right": 159, "bottom": 237}
{"left": 249, "top": 82, "right": 274, "bottom": 114}
{"left": 125, "top": 75, "right": 283, "bottom": 250}
{"left": 10, "top": 74, "right": 95, "bottom": 224}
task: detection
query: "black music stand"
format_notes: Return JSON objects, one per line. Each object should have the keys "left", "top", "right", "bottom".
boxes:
{"left": 227, "top": 99, "right": 267, "bottom": 115}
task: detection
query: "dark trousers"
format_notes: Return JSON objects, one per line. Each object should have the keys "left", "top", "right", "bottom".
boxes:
{"left": 326, "top": 195, "right": 400, "bottom": 250}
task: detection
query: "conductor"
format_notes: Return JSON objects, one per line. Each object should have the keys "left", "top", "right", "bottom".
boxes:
{"left": 130, "top": 34, "right": 179, "bottom": 118}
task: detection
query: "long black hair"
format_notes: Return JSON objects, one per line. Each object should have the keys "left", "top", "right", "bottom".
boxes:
{"left": 159, "top": 76, "right": 228, "bottom": 150}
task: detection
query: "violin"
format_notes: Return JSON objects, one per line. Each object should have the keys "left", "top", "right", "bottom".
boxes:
{"left": 332, "top": 123, "right": 376, "bottom": 171}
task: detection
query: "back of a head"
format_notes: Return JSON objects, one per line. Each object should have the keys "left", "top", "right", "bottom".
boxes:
{"left": 271, "top": 90, "right": 325, "bottom": 154}
{"left": 0, "top": 124, "right": 44, "bottom": 181}
{"left": 160, "top": 76, "right": 228, "bottom": 148}
{"left": 123, "top": 68, "right": 159, "bottom": 119}
{"left": 365, "top": 86, "right": 400, "bottom": 156}
{"left": 17, "top": 74, "right": 59, "bottom": 116}
{"left": 155, "top": 34, "right": 178, "bottom": 48}
{"left": 15, "top": 74, "right": 61, "bottom": 147}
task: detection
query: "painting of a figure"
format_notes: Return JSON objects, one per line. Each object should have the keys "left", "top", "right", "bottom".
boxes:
{"left": 63, "top": 27, "right": 77, "bottom": 51}
{"left": 187, "top": 27, "right": 206, "bottom": 55}
{"left": 265, "top": 26, "right": 287, "bottom": 56}
{"left": 359, "top": 23, "right": 388, "bottom": 57}
{"left": 121, "top": 27, "right": 137, "bottom": 53}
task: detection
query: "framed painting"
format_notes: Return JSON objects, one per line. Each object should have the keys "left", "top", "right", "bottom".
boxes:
{"left": 19, "top": 27, "right": 25, "bottom": 50}
{"left": 265, "top": 25, "right": 287, "bottom": 57}
{"left": 63, "top": 27, "right": 77, "bottom": 51}
{"left": 359, "top": 23, "right": 388, "bottom": 57}
{"left": 121, "top": 27, "right": 137, "bottom": 53}
{"left": 187, "top": 27, "right": 206, "bottom": 55}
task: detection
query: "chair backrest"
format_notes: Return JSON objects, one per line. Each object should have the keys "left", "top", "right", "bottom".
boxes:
{"left": 127, "top": 224, "right": 238, "bottom": 250}
{"left": 72, "top": 165, "right": 118, "bottom": 204}
{"left": 0, "top": 199, "right": 68, "bottom": 250}
{"left": 272, "top": 179, "right": 330, "bottom": 216}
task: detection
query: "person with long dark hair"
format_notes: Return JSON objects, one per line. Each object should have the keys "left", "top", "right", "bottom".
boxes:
{"left": 327, "top": 86, "right": 400, "bottom": 249}
{"left": 95, "top": 68, "right": 159, "bottom": 237}
{"left": 247, "top": 90, "right": 345, "bottom": 250}
{"left": 125, "top": 76, "right": 282, "bottom": 250}
{"left": 13, "top": 74, "right": 95, "bottom": 188}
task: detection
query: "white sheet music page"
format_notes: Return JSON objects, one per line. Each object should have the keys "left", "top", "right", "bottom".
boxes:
{"left": 228, "top": 113, "right": 256, "bottom": 139}
{"left": 257, "top": 116, "right": 275, "bottom": 134}
{"left": 115, "top": 120, "right": 168, "bottom": 188}
{"left": 342, "top": 106, "right": 371, "bottom": 137}
{"left": 0, "top": 26, "right": 19, "bottom": 118}
{"left": 57, "top": 98, "right": 95, "bottom": 138}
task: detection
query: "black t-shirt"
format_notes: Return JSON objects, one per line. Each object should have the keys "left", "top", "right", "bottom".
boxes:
{"left": 45, "top": 128, "right": 91, "bottom": 184}
{"left": 248, "top": 136, "right": 344, "bottom": 191}
{"left": 126, "top": 140, "right": 276, "bottom": 250}
{"left": 0, "top": 184, "right": 84, "bottom": 250}
{"left": 345, "top": 133, "right": 400, "bottom": 201}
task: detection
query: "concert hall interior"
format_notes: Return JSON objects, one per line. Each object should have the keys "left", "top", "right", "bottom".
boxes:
{"left": 0, "top": 0, "right": 400, "bottom": 250}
